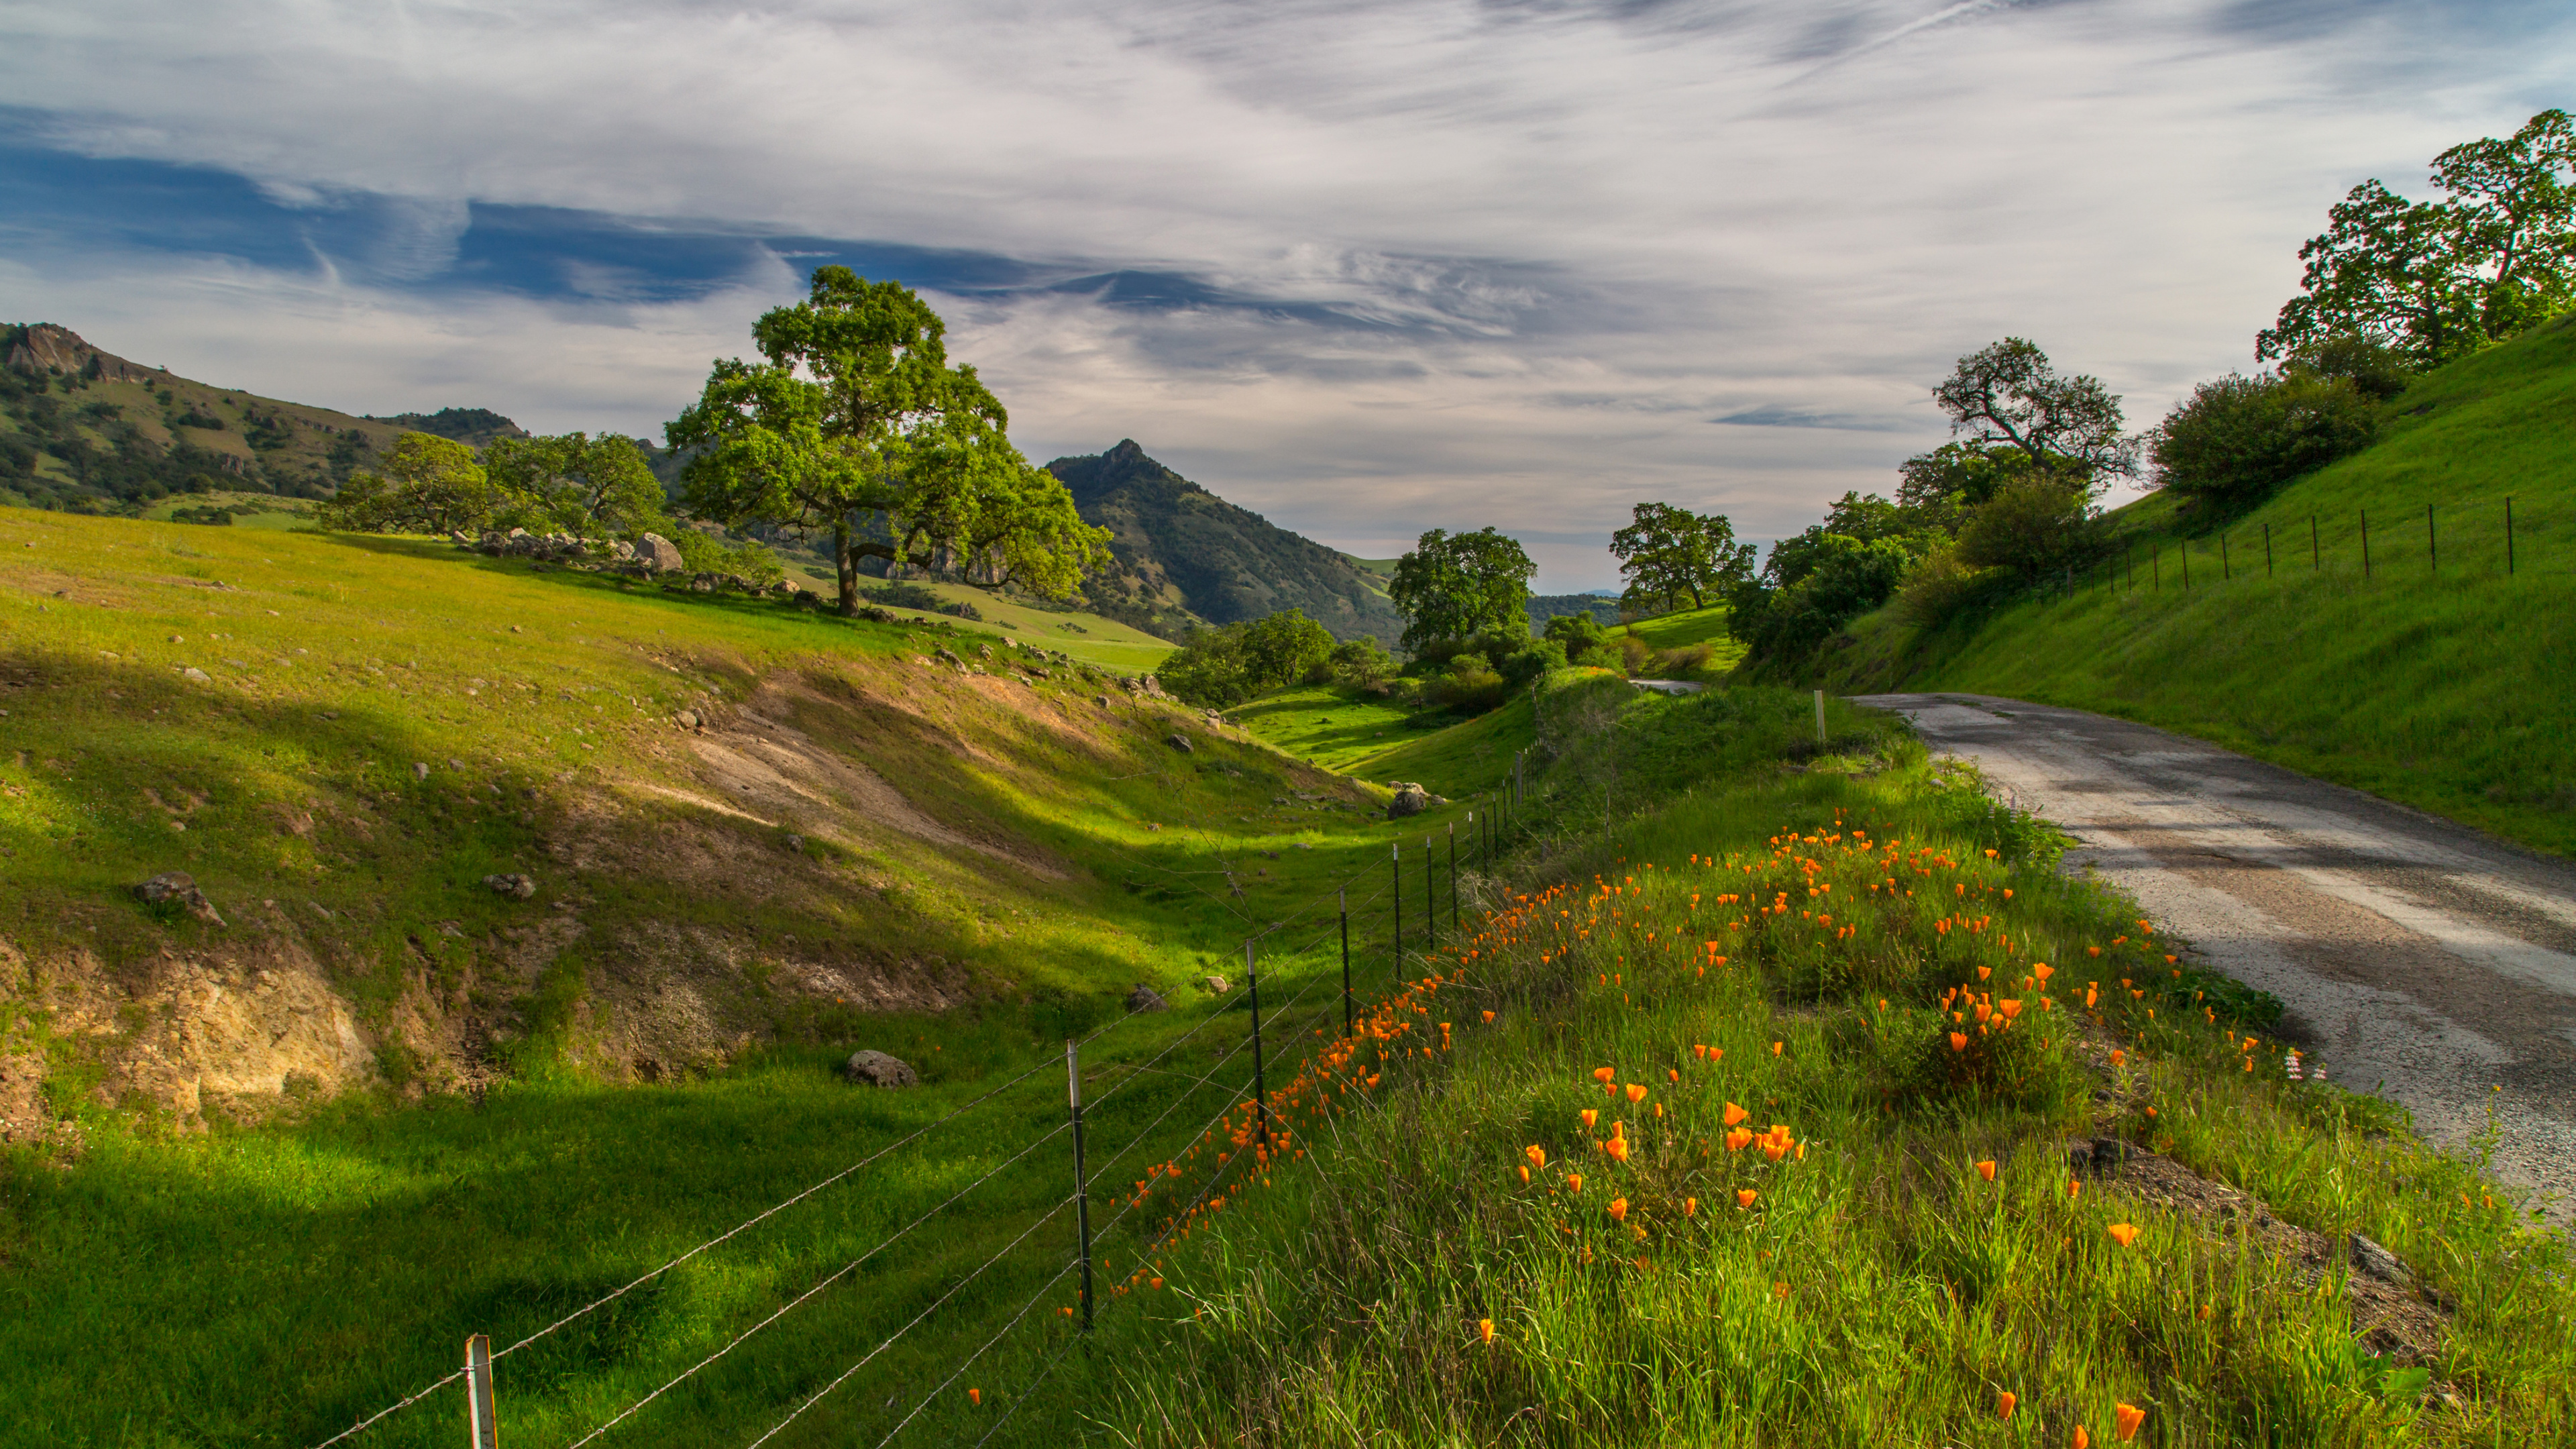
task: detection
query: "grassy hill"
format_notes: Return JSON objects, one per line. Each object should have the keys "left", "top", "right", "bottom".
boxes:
{"left": 1046, "top": 441, "right": 1411, "bottom": 647}
{"left": 1803, "top": 315, "right": 2576, "bottom": 857}
{"left": 0, "top": 325, "right": 484, "bottom": 512}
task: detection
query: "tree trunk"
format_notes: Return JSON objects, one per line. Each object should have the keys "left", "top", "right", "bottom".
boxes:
{"left": 834, "top": 519, "right": 859, "bottom": 614}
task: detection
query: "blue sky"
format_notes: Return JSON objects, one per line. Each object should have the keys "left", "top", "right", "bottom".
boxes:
{"left": 2, "top": 1, "right": 2569, "bottom": 588}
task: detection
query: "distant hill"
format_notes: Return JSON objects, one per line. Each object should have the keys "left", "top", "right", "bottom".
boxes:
{"left": 0, "top": 323, "right": 514, "bottom": 513}
{"left": 1529, "top": 592, "right": 1622, "bottom": 629}
{"left": 1046, "top": 440, "right": 1411, "bottom": 647}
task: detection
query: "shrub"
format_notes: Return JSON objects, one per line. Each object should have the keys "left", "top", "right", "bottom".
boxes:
{"left": 1324, "top": 635, "right": 1397, "bottom": 686}
{"left": 1498, "top": 639, "right": 1566, "bottom": 688}
{"left": 2147, "top": 371, "right": 2379, "bottom": 508}
{"left": 1954, "top": 476, "right": 2095, "bottom": 580}
{"left": 671, "top": 529, "right": 784, "bottom": 586}
{"left": 1888, "top": 541, "right": 2019, "bottom": 631}
{"left": 1154, "top": 608, "right": 1337, "bottom": 708}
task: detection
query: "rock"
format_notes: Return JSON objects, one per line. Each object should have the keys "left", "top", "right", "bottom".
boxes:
{"left": 482, "top": 873, "right": 537, "bottom": 900}
{"left": 636, "top": 533, "right": 686, "bottom": 573}
{"left": 2350, "top": 1232, "right": 2409, "bottom": 1285}
{"left": 675, "top": 709, "right": 700, "bottom": 729}
{"left": 1125, "top": 986, "right": 1170, "bottom": 1014}
{"left": 412, "top": 762, "right": 431, "bottom": 781}
{"left": 1163, "top": 733, "right": 1194, "bottom": 753}
{"left": 786, "top": 834, "right": 805, "bottom": 851}
{"left": 1387, "top": 782, "right": 1431, "bottom": 818}
{"left": 977, "top": 645, "right": 995, "bottom": 660}
{"left": 934, "top": 648, "right": 966, "bottom": 669}
{"left": 1095, "top": 695, "right": 1112, "bottom": 707}
{"left": 133, "top": 871, "right": 222, "bottom": 924}
{"left": 1200, "top": 975, "right": 1229, "bottom": 995}
{"left": 842, "top": 1050, "right": 919, "bottom": 1087}
{"left": 610, "top": 540, "right": 637, "bottom": 562}
{"left": 857, "top": 605, "right": 897, "bottom": 624}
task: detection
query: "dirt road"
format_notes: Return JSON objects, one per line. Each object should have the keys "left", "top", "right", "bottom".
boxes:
{"left": 1854, "top": 692, "right": 2576, "bottom": 1223}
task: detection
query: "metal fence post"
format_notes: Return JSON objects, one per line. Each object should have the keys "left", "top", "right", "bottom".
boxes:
{"left": 2507, "top": 497, "right": 2516, "bottom": 575}
{"left": 2264, "top": 523, "right": 2273, "bottom": 578}
{"left": 1448, "top": 821, "right": 1458, "bottom": 935}
{"left": 1066, "top": 1040, "right": 1093, "bottom": 1332}
{"left": 1339, "top": 885, "right": 1352, "bottom": 1038}
{"left": 1423, "top": 834, "right": 1436, "bottom": 951}
{"left": 1391, "top": 842, "right": 1402, "bottom": 973}
{"left": 2362, "top": 508, "right": 2371, "bottom": 579}
{"left": 1246, "top": 940, "right": 1268, "bottom": 1148}
{"left": 464, "top": 1335, "right": 498, "bottom": 1449}
{"left": 2428, "top": 503, "right": 2436, "bottom": 574}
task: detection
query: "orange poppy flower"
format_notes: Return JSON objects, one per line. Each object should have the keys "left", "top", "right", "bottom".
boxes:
{"left": 1581, "top": 1108, "right": 1599, "bottom": 1130}
{"left": 969, "top": 1389, "right": 981, "bottom": 1405}
{"left": 1149, "top": 1277, "right": 1164, "bottom": 1289}
{"left": 1726, "top": 1127, "right": 1754, "bottom": 1152}
{"left": 1481, "top": 1010, "right": 1496, "bottom": 1023}
{"left": 1593, "top": 1067, "right": 1617, "bottom": 1083}
{"left": 1998, "top": 1391, "right": 2017, "bottom": 1421}
{"left": 1949, "top": 1032, "right": 1970, "bottom": 1052}
{"left": 1517, "top": 1166, "right": 1530, "bottom": 1183}
{"left": 2067, "top": 1179, "right": 2082, "bottom": 1200}
{"left": 1668, "top": 1069, "right": 1680, "bottom": 1083}
{"left": 1693, "top": 1044, "right": 1708, "bottom": 1059}
{"left": 1977, "top": 965, "right": 1992, "bottom": 981}
{"left": 1772, "top": 1281, "right": 1789, "bottom": 1299}
{"left": 1684, "top": 1197, "right": 1698, "bottom": 1216}
{"left": 1626, "top": 1083, "right": 1648, "bottom": 1103}
{"left": 1998, "top": 1000, "right": 2023, "bottom": 1020}
{"left": 1605, "top": 1138, "right": 1631, "bottom": 1163}
{"left": 1771, "top": 1041, "right": 1783, "bottom": 1055}
{"left": 1707, "top": 1047, "right": 1724, "bottom": 1063}
{"left": 1525, "top": 1144, "right": 1548, "bottom": 1168}
{"left": 1737, "top": 1189, "right": 1758, "bottom": 1208}
{"left": 2107, "top": 1222, "right": 2140, "bottom": 1248}
{"left": 1607, "top": 1196, "right": 1629, "bottom": 1222}
{"left": 1975, "top": 1160, "right": 1996, "bottom": 1182}
{"left": 2074, "top": 1428, "right": 2091, "bottom": 1449}
{"left": 1566, "top": 1173, "right": 1583, "bottom": 1192}
{"left": 1478, "top": 1318, "right": 1496, "bottom": 1344}
{"left": 2109, "top": 1050, "right": 2125, "bottom": 1067}
{"left": 1724, "top": 1102, "right": 1749, "bottom": 1126}
{"left": 2034, "top": 963, "right": 2053, "bottom": 984}
{"left": 2114, "top": 1403, "right": 2146, "bottom": 1441}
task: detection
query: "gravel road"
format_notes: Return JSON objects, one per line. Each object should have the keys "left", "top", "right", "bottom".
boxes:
{"left": 1854, "top": 692, "right": 2576, "bottom": 1224}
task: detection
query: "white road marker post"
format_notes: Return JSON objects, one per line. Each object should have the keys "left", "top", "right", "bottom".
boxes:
{"left": 1814, "top": 689, "right": 1826, "bottom": 745}
{"left": 464, "top": 1334, "right": 499, "bottom": 1449}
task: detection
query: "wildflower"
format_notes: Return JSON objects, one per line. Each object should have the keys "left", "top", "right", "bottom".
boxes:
{"left": 1976, "top": 1160, "right": 1997, "bottom": 1182}
{"left": 1772, "top": 1281, "right": 1789, "bottom": 1299}
{"left": 1593, "top": 1067, "right": 1617, "bottom": 1083}
{"left": 1482, "top": 1010, "right": 1496, "bottom": 1023}
{"left": 2034, "top": 963, "right": 2053, "bottom": 985}
{"left": 1949, "top": 1032, "right": 1970, "bottom": 1053}
{"left": 1693, "top": 1044, "right": 1708, "bottom": 1059}
{"left": 2109, "top": 1049, "right": 2124, "bottom": 1067}
{"left": 1724, "top": 1102, "right": 1749, "bottom": 1126}
{"left": 1772, "top": 1041, "right": 1783, "bottom": 1055}
{"left": 1998, "top": 1391, "right": 2018, "bottom": 1421}
{"left": 1479, "top": 1318, "right": 1496, "bottom": 1344}
{"left": 1627, "top": 1083, "right": 1649, "bottom": 1103}
{"left": 2067, "top": 1179, "right": 2081, "bottom": 1200}
{"left": 2114, "top": 1403, "right": 2146, "bottom": 1441}
{"left": 1582, "top": 1109, "right": 1599, "bottom": 1130}
{"left": 1737, "top": 1188, "right": 1758, "bottom": 1208}
{"left": 2107, "top": 1222, "right": 2140, "bottom": 1248}
{"left": 1608, "top": 1196, "right": 1629, "bottom": 1222}
{"left": 1517, "top": 1166, "right": 1530, "bottom": 1183}
{"left": 1978, "top": 965, "right": 1992, "bottom": 981}
{"left": 1999, "top": 1000, "right": 2023, "bottom": 1020}
{"left": 1526, "top": 1144, "right": 1548, "bottom": 1169}
{"left": 2074, "top": 1429, "right": 2091, "bottom": 1449}
{"left": 1669, "top": 1068, "right": 1680, "bottom": 1083}
{"left": 1149, "top": 1277, "right": 1164, "bottom": 1289}
{"left": 969, "top": 1389, "right": 981, "bottom": 1405}
{"left": 1566, "top": 1173, "right": 1582, "bottom": 1192}
{"left": 1684, "top": 1197, "right": 1698, "bottom": 1216}
{"left": 2196, "top": 1303, "right": 2212, "bottom": 1321}
{"left": 1605, "top": 1137, "right": 1631, "bottom": 1163}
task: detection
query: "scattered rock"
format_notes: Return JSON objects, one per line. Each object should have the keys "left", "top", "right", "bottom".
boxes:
{"left": 1164, "top": 733, "right": 1194, "bottom": 753}
{"left": 842, "top": 1050, "right": 919, "bottom": 1087}
{"left": 1125, "top": 986, "right": 1170, "bottom": 1014}
{"left": 2351, "top": 1232, "right": 2411, "bottom": 1287}
{"left": 482, "top": 873, "right": 537, "bottom": 900}
{"left": 133, "top": 871, "right": 222, "bottom": 924}
{"left": 1095, "top": 695, "right": 1112, "bottom": 707}
{"left": 675, "top": 709, "right": 701, "bottom": 730}
{"left": 1200, "top": 975, "right": 1230, "bottom": 995}
{"left": 1387, "top": 782, "right": 1432, "bottom": 818}
{"left": 857, "top": 605, "right": 897, "bottom": 625}
{"left": 635, "top": 532, "right": 686, "bottom": 573}
{"left": 412, "top": 762, "right": 431, "bottom": 781}
{"left": 786, "top": 834, "right": 806, "bottom": 851}
{"left": 179, "top": 667, "right": 211, "bottom": 684}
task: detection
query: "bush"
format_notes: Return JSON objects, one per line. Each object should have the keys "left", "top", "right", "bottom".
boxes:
{"left": 671, "top": 529, "right": 784, "bottom": 587}
{"left": 1424, "top": 653, "right": 1510, "bottom": 712}
{"left": 1325, "top": 635, "right": 1397, "bottom": 686}
{"left": 1888, "top": 541, "right": 2019, "bottom": 631}
{"left": 2147, "top": 371, "right": 2379, "bottom": 508}
{"left": 1954, "top": 476, "right": 2096, "bottom": 580}
{"left": 1155, "top": 609, "right": 1337, "bottom": 708}
{"left": 1498, "top": 639, "right": 1566, "bottom": 688}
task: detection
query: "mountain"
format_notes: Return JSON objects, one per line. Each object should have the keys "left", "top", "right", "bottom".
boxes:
{"left": 1046, "top": 440, "right": 1410, "bottom": 647}
{"left": 0, "top": 323, "right": 517, "bottom": 511}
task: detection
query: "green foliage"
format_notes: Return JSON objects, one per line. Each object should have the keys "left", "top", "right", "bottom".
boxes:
{"left": 1154, "top": 608, "right": 1338, "bottom": 708}
{"left": 1609, "top": 500, "right": 1752, "bottom": 614}
{"left": 1424, "top": 650, "right": 1510, "bottom": 713}
{"left": 1886, "top": 541, "right": 2017, "bottom": 631}
{"left": 2284, "top": 334, "right": 2416, "bottom": 404}
{"left": 318, "top": 432, "right": 494, "bottom": 534}
{"left": 1737, "top": 533, "right": 1913, "bottom": 661}
{"left": 1894, "top": 441, "right": 2032, "bottom": 534}
{"left": 1325, "top": 634, "right": 1397, "bottom": 686}
{"left": 1954, "top": 474, "right": 2098, "bottom": 580}
{"left": 1933, "top": 337, "right": 2139, "bottom": 487}
{"left": 2259, "top": 109, "right": 2576, "bottom": 368}
{"left": 667, "top": 527, "right": 785, "bottom": 586}
{"left": 484, "top": 431, "right": 669, "bottom": 537}
{"left": 666, "top": 267, "right": 1107, "bottom": 614}
{"left": 1387, "top": 526, "right": 1536, "bottom": 653}
{"left": 2147, "top": 372, "right": 2380, "bottom": 509}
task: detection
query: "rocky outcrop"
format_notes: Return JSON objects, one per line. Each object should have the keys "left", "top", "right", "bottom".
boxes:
{"left": 4, "top": 323, "right": 161, "bottom": 384}
{"left": 843, "top": 1050, "right": 919, "bottom": 1087}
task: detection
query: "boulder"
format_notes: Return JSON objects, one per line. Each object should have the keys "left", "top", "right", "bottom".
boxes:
{"left": 1199, "top": 975, "right": 1230, "bottom": 995}
{"left": 2350, "top": 1232, "right": 2410, "bottom": 1286}
{"left": 1164, "top": 733, "right": 1194, "bottom": 753}
{"left": 843, "top": 1050, "right": 919, "bottom": 1087}
{"left": 856, "top": 605, "right": 897, "bottom": 624}
{"left": 1387, "top": 783, "right": 1431, "bottom": 818}
{"left": 412, "top": 762, "right": 431, "bottom": 781}
{"left": 636, "top": 533, "right": 686, "bottom": 573}
{"left": 610, "top": 540, "right": 637, "bottom": 562}
{"left": 133, "top": 871, "right": 223, "bottom": 924}
{"left": 1125, "top": 985, "right": 1170, "bottom": 1014}
{"left": 482, "top": 873, "right": 537, "bottom": 900}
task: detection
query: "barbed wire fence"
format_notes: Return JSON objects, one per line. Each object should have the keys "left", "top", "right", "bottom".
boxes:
{"left": 303, "top": 757, "right": 1550, "bottom": 1449}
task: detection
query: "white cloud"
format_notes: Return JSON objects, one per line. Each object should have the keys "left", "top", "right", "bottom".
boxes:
{"left": 3, "top": 0, "right": 2571, "bottom": 588}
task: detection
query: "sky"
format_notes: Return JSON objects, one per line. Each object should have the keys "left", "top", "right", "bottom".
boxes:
{"left": 2, "top": 1, "right": 2569, "bottom": 589}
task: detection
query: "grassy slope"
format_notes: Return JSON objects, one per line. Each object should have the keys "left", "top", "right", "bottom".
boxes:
{"left": 1002, "top": 679, "right": 2573, "bottom": 1448}
{"left": 1, "top": 367, "right": 413, "bottom": 504}
{"left": 1627, "top": 601, "right": 1749, "bottom": 674}
{"left": 1809, "top": 315, "right": 2576, "bottom": 857}
{"left": 0, "top": 505, "right": 1485, "bottom": 1447}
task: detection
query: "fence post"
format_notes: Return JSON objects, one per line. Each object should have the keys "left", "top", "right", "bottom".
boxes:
{"left": 1246, "top": 940, "right": 1268, "bottom": 1148}
{"left": 1814, "top": 689, "right": 1826, "bottom": 745}
{"left": 2220, "top": 533, "right": 2229, "bottom": 582}
{"left": 1391, "top": 842, "right": 1402, "bottom": 973}
{"left": 1423, "top": 834, "right": 1436, "bottom": 951}
{"left": 2311, "top": 514, "right": 2320, "bottom": 570}
{"left": 1066, "top": 1040, "right": 1093, "bottom": 1332}
{"left": 1339, "top": 885, "right": 1352, "bottom": 1038}
{"left": 1448, "top": 821, "right": 1458, "bottom": 934}
{"left": 2152, "top": 548, "right": 2159, "bottom": 590}
{"left": 464, "top": 1334, "right": 499, "bottom": 1449}
{"left": 2507, "top": 497, "right": 2516, "bottom": 575}
{"left": 2362, "top": 508, "right": 2371, "bottom": 579}
{"left": 2428, "top": 504, "right": 2436, "bottom": 574}
{"left": 2264, "top": 523, "right": 2273, "bottom": 578}
{"left": 2182, "top": 542, "right": 2190, "bottom": 590}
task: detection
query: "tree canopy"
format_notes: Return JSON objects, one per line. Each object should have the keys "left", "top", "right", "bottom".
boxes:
{"left": 2258, "top": 110, "right": 2575, "bottom": 369}
{"left": 665, "top": 266, "right": 1108, "bottom": 614}
{"left": 482, "top": 432, "right": 666, "bottom": 537}
{"left": 1931, "top": 338, "right": 2136, "bottom": 488}
{"left": 1387, "top": 527, "right": 1536, "bottom": 653}
{"left": 317, "top": 432, "right": 492, "bottom": 535}
{"left": 1609, "top": 501, "right": 1752, "bottom": 614}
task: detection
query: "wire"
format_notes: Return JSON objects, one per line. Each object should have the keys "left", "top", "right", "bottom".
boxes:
{"left": 564, "top": 1120, "right": 1077, "bottom": 1448}
{"left": 865, "top": 1254, "right": 1084, "bottom": 1449}
{"left": 308, "top": 1370, "right": 468, "bottom": 1449}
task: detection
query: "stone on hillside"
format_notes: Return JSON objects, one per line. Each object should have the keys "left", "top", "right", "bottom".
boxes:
{"left": 2350, "top": 1232, "right": 2410, "bottom": 1285}
{"left": 413, "top": 762, "right": 431, "bottom": 780}
{"left": 610, "top": 540, "right": 637, "bottom": 562}
{"left": 1164, "top": 733, "right": 1193, "bottom": 753}
{"left": 857, "top": 605, "right": 896, "bottom": 624}
{"left": 636, "top": 533, "right": 685, "bottom": 573}
{"left": 133, "top": 871, "right": 223, "bottom": 924}
{"left": 1199, "top": 975, "right": 1229, "bottom": 995}
{"left": 843, "top": 1050, "right": 919, "bottom": 1087}
{"left": 1125, "top": 985, "right": 1170, "bottom": 1014}
{"left": 1387, "top": 783, "right": 1431, "bottom": 819}
{"left": 482, "top": 873, "right": 537, "bottom": 900}
{"left": 180, "top": 667, "right": 211, "bottom": 684}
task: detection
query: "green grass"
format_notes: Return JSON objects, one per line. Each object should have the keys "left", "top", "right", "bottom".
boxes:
{"left": 974, "top": 681, "right": 2575, "bottom": 1446}
{"left": 1625, "top": 600, "right": 1745, "bottom": 666}
{"left": 1804, "top": 313, "right": 2576, "bottom": 857}
{"left": 788, "top": 572, "right": 1175, "bottom": 676}
{"left": 1230, "top": 683, "right": 1430, "bottom": 773}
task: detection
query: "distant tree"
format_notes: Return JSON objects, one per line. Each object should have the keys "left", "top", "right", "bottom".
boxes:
{"left": 1387, "top": 527, "right": 1536, "bottom": 653}
{"left": 1953, "top": 476, "right": 2096, "bottom": 580}
{"left": 1155, "top": 608, "right": 1336, "bottom": 708}
{"left": 1608, "top": 501, "right": 1751, "bottom": 614}
{"left": 2145, "top": 372, "right": 2378, "bottom": 508}
{"left": 484, "top": 431, "right": 667, "bottom": 537}
{"left": 2259, "top": 111, "right": 2576, "bottom": 369}
{"left": 1326, "top": 635, "right": 1397, "bottom": 686}
{"left": 319, "top": 432, "right": 494, "bottom": 534}
{"left": 1894, "top": 441, "right": 2031, "bottom": 533}
{"left": 908, "top": 423, "right": 1113, "bottom": 598}
{"left": 2280, "top": 335, "right": 2413, "bottom": 403}
{"left": 1931, "top": 339, "right": 2137, "bottom": 489}
{"left": 666, "top": 267, "right": 1107, "bottom": 614}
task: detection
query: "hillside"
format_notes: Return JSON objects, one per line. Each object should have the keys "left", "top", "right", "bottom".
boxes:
{"left": 1803, "top": 314, "right": 2576, "bottom": 857}
{"left": 0, "top": 324, "right": 513, "bottom": 511}
{"left": 1046, "top": 440, "right": 1411, "bottom": 647}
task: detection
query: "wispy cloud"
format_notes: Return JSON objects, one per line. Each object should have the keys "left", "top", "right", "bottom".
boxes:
{"left": 0, "top": 0, "right": 2566, "bottom": 588}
